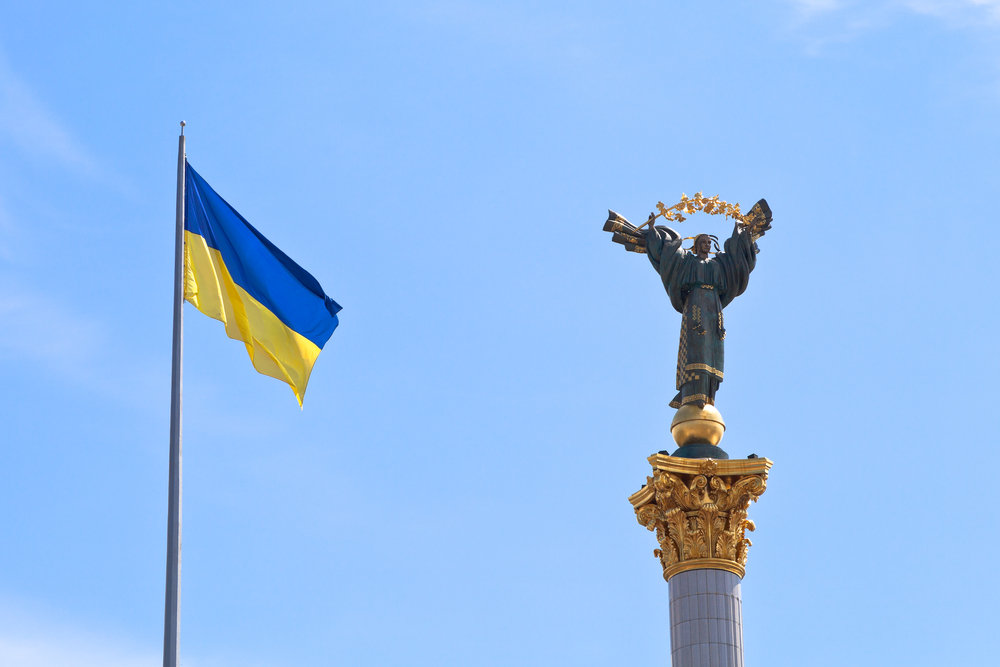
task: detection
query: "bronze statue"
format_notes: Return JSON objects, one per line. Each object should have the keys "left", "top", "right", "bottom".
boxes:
{"left": 603, "top": 195, "right": 772, "bottom": 457}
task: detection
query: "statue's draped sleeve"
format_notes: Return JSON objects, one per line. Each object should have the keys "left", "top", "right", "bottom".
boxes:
{"left": 644, "top": 225, "right": 687, "bottom": 314}
{"left": 715, "top": 224, "right": 758, "bottom": 309}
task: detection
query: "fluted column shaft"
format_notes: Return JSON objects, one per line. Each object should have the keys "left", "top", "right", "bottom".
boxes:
{"left": 668, "top": 569, "right": 743, "bottom": 667}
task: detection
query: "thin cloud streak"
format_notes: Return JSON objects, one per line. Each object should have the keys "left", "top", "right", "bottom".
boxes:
{"left": 902, "top": 0, "right": 1000, "bottom": 23}
{"left": 0, "top": 279, "right": 170, "bottom": 415}
{"left": 0, "top": 52, "right": 100, "bottom": 176}
{"left": 0, "top": 636, "right": 156, "bottom": 667}
{"left": 419, "top": 1, "right": 601, "bottom": 71}
{"left": 0, "top": 599, "right": 281, "bottom": 667}
{"left": 0, "top": 601, "right": 157, "bottom": 667}
{"left": 784, "top": 0, "right": 1000, "bottom": 54}
{"left": 0, "top": 289, "right": 103, "bottom": 374}
{"left": 790, "top": 0, "right": 845, "bottom": 18}
{"left": 788, "top": 0, "right": 1000, "bottom": 24}
{"left": 0, "top": 194, "right": 17, "bottom": 261}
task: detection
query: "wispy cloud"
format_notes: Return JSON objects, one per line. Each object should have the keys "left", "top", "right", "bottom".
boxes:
{"left": 0, "top": 598, "right": 286, "bottom": 667}
{"left": 0, "top": 47, "right": 143, "bottom": 396}
{"left": 788, "top": 0, "right": 1000, "bottom": 25}
{"left": 0, "top": 51, "right": 100, "bottom": 176}
{"left": 418, "top": 1, "right": 599, "bottom": 71}
{"left": 790, "top": 0, "right": 846, "bottom": 19}
{"left": 0, "top": 275, "right": 169, "bottom": 413}
{"left": 0, "top": 636, "right": 156, "bottom": 667}
{"left": 784, "top": 0, "right": 1000, "bottom": 52}
{"left": 0, "top": 287, "right": 104, "bottom": 376}
{"left": 0, "top": 600, "right": 157, "bottom": 667}
{"left": 0, "top": 42, "right": 129, "bottom": 274}
{"left": 901, "top": 0, "right": 1000, "bottom": 23}
{"left": 0, "top": 193, "right": 18, "bottom": 261}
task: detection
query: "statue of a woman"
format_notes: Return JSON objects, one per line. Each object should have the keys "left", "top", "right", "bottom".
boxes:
{"left": 643, "top": 211, "right": 768, "bottom": 410}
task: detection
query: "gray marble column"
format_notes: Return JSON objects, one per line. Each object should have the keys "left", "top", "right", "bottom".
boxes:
{"left": 668, "top": 569, "right": 743, "bottom": 667}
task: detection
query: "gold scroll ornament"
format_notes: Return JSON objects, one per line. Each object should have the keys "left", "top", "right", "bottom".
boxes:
{"left": 628, "top": 454, "right": 772, "bottom": 581}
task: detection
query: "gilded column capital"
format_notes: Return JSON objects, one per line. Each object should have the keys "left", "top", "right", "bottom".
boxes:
{"left": 628, "top": 454, "right": 772, "bottom": 581}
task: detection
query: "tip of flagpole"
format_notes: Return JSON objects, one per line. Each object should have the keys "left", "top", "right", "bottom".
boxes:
{"left": 180, "top": 121, "right": 186, "bottom": 136}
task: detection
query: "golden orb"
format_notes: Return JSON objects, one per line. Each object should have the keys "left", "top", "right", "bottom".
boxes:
{"left": 670, "top": 404, "right": 726, "bottom": 447}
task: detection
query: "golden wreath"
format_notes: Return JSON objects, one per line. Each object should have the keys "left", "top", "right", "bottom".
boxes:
{"left": 641, "top": 192, "right": 744, "bottom": 226}
{"left": 640, "top": 192, "right": 771, "bottom": 240}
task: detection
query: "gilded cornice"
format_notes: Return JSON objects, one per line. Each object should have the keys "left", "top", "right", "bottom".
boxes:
{"left": 630, "top": 455, "right": 772, "bottom": 582}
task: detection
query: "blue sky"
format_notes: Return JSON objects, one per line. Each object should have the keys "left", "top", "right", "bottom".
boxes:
{"left": 1, "top": 1, "right": 999, "bottom": 665}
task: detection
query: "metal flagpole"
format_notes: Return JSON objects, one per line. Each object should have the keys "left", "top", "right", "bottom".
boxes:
{"left": 163, "top": 121, "right": 186, "bottom": 667}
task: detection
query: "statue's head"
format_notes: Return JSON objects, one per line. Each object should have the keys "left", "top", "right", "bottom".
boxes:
{"left": 693, "top": 234, "right": 713, "bottom": 258}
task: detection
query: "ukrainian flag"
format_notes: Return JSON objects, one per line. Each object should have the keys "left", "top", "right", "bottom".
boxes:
{"left": 183, "top": 162, "right": 341, "bottom": 406}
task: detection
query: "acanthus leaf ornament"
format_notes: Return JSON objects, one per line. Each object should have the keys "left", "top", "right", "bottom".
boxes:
{"left": 628, "top": 454, "right": 772, "bottom": 581}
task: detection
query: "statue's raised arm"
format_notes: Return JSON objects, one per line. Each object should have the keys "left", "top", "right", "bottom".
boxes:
{"left": 643, "top": 222, "right": 688, "bottom": 314}
{"left": 715, "top": 198, "right": 771, "bottom": 309}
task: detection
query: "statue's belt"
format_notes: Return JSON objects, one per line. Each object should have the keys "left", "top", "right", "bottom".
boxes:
{"left": 684, "top": 283, "right": 717, "bottom": 291}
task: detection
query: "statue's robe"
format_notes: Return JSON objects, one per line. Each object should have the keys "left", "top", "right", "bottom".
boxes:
{"left": 644, "top": 224, "right": 758, "bottom": 408}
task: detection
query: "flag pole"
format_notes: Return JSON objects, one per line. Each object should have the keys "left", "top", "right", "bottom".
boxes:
{"left": 163, "top": 121, "right": 186, "bottom": 667}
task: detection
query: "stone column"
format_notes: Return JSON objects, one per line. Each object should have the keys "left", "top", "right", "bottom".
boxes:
{"left": 669, "top": 569, "right": 743, "bottom": 667}
{"left": 629, "top": 455, "right": 771, "bottom": 667}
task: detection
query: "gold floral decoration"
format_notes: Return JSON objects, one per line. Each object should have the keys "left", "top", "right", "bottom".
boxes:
{"left": 654, "top": 192, "right": 746, "bottom": 225}
{"left": 629, "top": 456, "right": 771, "bottom": 581}
{"left": 646, "top": 192, "right": 770, "bottom": 238}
